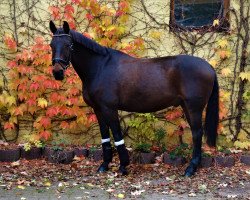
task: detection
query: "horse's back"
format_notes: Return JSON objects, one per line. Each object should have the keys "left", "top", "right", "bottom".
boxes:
{"left": 93, "top": 52, "right": 216, "bottom": 112}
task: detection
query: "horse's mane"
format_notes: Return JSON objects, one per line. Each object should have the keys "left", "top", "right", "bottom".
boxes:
{"left": 55, "top": 28, "right": 109, "bottom": 55}
{"left": 69, "top": 30, "right": 109, "bottom": 56}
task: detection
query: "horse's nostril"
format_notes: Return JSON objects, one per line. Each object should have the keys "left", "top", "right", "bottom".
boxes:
{"left": 52, "top": 69, "right": 64, "bottom": 80}
{"left": 59, "top": 70, "right": 64, "bottom": 75}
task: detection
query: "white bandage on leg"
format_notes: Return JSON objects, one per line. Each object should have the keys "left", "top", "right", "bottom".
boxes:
{"left": 101, "top": 138, "right": 110, "bottom": 143}
{"left": 114, "top": 139, "right": 124, "bottom": 146}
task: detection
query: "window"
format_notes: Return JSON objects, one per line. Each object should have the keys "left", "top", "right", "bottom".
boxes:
{"left": 170, "top": 0, "right": 230, "bottom": 31}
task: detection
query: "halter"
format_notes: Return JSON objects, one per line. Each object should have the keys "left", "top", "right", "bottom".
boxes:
{"left": 52, "top": 34, "right": 73, "bottom": 70}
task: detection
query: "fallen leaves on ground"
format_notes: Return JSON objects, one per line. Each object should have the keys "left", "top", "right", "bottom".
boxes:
{"left": 0, "top": 155, "right": 249, "bottom": 199}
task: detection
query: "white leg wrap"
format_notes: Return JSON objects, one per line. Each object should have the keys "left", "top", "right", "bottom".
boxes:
{"left": 114, "top": 139, "right": 124, "bottom": 146}
{"left": 101, "top": 138, "right": 110, "bottom": 143}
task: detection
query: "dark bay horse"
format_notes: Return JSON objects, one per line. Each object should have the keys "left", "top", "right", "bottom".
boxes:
{"left": 49, "top": 21, "right": 219, "bottom": 177}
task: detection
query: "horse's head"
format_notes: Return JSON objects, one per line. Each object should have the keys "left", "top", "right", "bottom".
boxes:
{"left": 49, "top": 21, "right": 73, "bottom": 80}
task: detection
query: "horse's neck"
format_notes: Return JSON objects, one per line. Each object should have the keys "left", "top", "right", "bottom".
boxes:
{"left": 71, "top": 42, "right": 108, "bottom": 83}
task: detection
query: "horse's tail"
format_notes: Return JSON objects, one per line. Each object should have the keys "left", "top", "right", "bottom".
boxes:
{"left": 204, "top": 74, "right": 219, "bottom": 147}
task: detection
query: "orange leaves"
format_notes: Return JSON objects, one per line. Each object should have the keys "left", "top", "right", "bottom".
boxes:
{"left": 219, "top": 50, "right": 231, "bottom": 60}
{"left": 116, "top": 1, "right": 130, "bottom": 17}
{"left": 4, "top": 122, "right": 15, "bottom": 130}
{"left": 32, "top": 37, "right": 47, "bottom": 51}
{"left": 165, "top": 109, "right": 183, "bottom": 121}
{"left": 30, "top": 82, "right": 40, "bottom": 91}
{"left": 49, "top": 6, "right": 60, "bottom": 20}
{"left": 3, "top": 0, "right": 145, "bottom": 142}
{"left": 13, "top": 107, "right": 24, "bottom": 116}
{"left": 173, "top": 126, "right": 185, "bottom": 136}
{"left": 164, "top": 108, "right": 189, "bottom": 137}
{"left": 34, "top": 117, "right": 51, "bottom": 129}
{"left": 26, "top": 98, "right": 36, "bottom": 107}
{"left": 40, "top": 117, "right": 51, "bottom": 128}
{"left": 32, "top": 39, "right": 50, "bottom": 53}
{"left": 60, "top": 105, "right": 73, "bottom": 116}
{"left": 64, "top": 12, "right": 73, "bottom": 21}
{"left": 43, "top": 79, "right": 62, "bottom": 90}
{"left": 17, "top": 65, "right": 34, "bottom": 75}
{"left": 18, "top": 83, "right": 27, "bottom": 92}
{"left": 7, "top": 60, "right": 17, "bottom": 68}
{"left": 60, "top": 121, "right": 70, "bottom": 129}
{"left": 39, "top": 130, "right": 52, "bottom": 140}
{"left": 35, "top": 37, "right": 44, "bottom": 44}
{"left": 3, "top": 34, "right": 17, "bottom": 51}
{"left": 118, "top": 1, "right": 130, "bottom": 12}
{"left": 50, "top": 92, "right": 65, "bottom": 103}
{"left": 121, "top": 38, "right": 145, "bottom": 56}
{"left": 46, "top": 106, "right": 60, "bottom": 117}
{"left": 67, "top": 97, "right": 79, "bottom": 105}
{"left": 67, "top": 87, "right": 80, "bottom": 96}
{"left": 88, "top": 113, "right": 97, "bottom": 123}
{"left": 75, "top": 0, "right": 145, "bottom": 56}
{"left": 86, "top": 13, "right": 94, "bottom": 21}
{"left": 88, "top": 1, "right": 101, "bottom": 16}
{"left": 5, "top": 32, "right": 88, "bottom": 141}
{"left": 18, "top": 92, "right": 26, "bottom": 101}
{"left": 65, "top": 4, "right": 74, "bottom": 13}
{"left": 49, "top": 3, "right": 76, "bottom": 27}
{"left": 82, "top": 32, "right": 92, "bottom": 39}
{"left": 133, "top": 38, "right": 144, "bottom": 47}
{"left": 16, "top": 50, "right": 33, "bottom": 61}
{"left": 72, "top": 0, "right": 81, "bottom": 3}
{"left": 219, "top": 93, "right": 228, "bottom": 121}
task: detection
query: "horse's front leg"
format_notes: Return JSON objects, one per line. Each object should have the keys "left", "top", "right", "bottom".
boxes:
{"left": 100, "top": 107, "right": 130, "bottom": 175}
{"left": 94, "top": 110, "right": 113, "bottom": 173}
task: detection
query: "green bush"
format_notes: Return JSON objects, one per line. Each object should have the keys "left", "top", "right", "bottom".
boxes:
{"left": 169, "top": 143, "right": 191, "bottom": 159}
{"left": 134, "top": 143, "right": 152, "bottom": 153}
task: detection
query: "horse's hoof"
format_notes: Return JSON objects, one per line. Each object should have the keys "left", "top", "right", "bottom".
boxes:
{"left": 119, "top": 165, "right": 128, "bottom": 176}
{"left": 97, "top": 162, "right": 109, "bottom": 173}
{"left": 184, "top": 170, "right": 194, "bottom": 177}
{"left": 184, "top": 165, "right": 196, "bottom": 177}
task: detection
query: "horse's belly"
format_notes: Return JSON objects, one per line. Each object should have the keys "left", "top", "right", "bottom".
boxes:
{"left": 118, "top": 95, "right": 181, "bottom": 113}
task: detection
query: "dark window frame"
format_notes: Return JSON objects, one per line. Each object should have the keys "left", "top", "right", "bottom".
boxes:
{"left": 170, "top": 0, "right": 230, "bottom": 32}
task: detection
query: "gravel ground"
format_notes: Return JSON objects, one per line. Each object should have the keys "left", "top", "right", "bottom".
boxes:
{"left": 0, "top": 157, "right": 249, "bottom": 200}
{"left": 0, "top": 181, "right": 249, "bottom": 200}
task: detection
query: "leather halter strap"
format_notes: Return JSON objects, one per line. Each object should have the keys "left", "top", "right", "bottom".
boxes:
{"left": 52, "top": 34, "right": 73, "bottom": 70}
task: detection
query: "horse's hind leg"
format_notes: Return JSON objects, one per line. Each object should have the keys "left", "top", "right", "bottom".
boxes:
{"left": 181, "top": 99, "right": 205, "bottom": 177}
{"left": 94, "top": 110, "right": 113, "bottom": 173}
{"left": 99, "top": 107, "right": 130, "bottom": 175}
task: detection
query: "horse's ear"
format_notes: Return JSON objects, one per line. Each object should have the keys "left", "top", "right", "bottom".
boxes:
{"left": 63, "top": 21, "right": 70, "bottom": 34}
{"left": 49, "top": 21, "right": 57, "bottom": 34}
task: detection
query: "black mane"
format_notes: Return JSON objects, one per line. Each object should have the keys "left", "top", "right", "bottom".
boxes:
{"left": 55, "top": 28, "right": 109, "bottom": 56}
{"left": 69, "top": 30, "right": 109, "bottom": 56}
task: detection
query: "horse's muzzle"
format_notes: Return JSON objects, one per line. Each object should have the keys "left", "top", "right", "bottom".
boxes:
{"left": 52, "top": 63, "right": 65, "bottom": 80}
{"left": 53, "top": 69, "right": 64, "bottom": 80}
